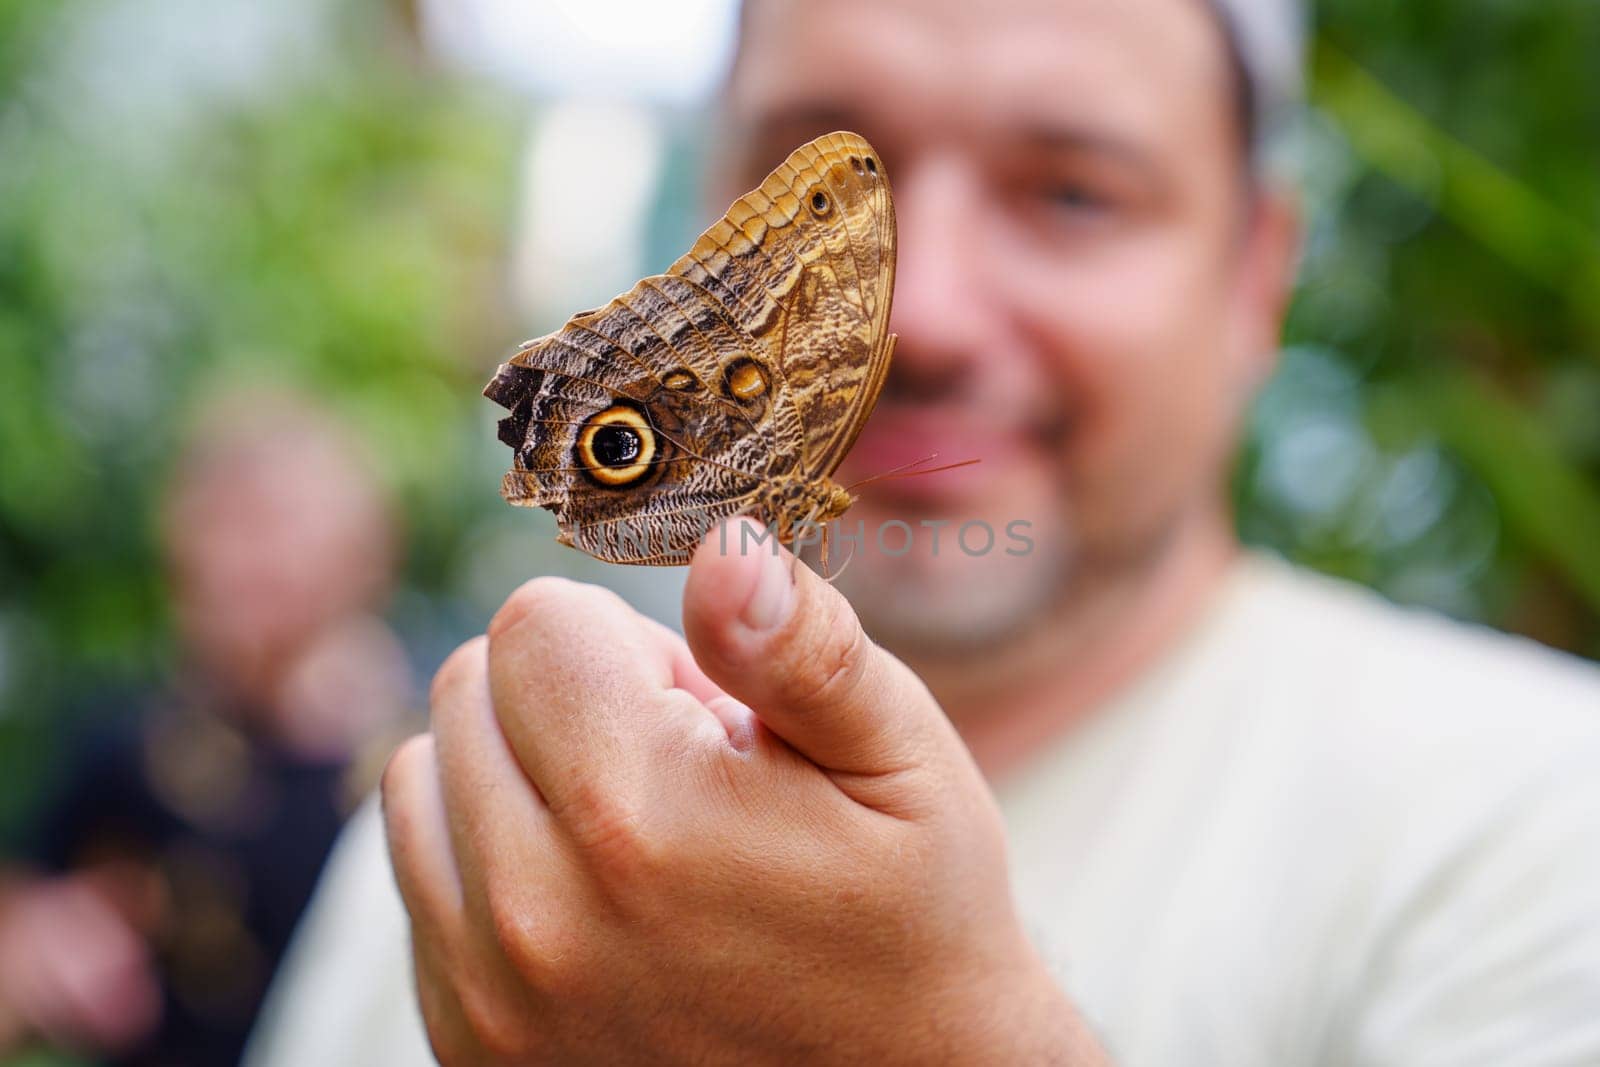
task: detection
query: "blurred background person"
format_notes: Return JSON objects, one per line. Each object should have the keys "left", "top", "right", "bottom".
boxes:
{"left": 0, "top": 388, "right": 415, "bottom": 1065}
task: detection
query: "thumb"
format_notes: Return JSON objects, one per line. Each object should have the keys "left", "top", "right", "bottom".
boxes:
{"left": 683, "top": 517, "right": 952, "bottom": 778}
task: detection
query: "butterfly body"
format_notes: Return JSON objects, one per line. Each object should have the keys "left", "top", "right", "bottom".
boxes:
{"left": 757, "top": 473, "right": 858, "bottom": 541}
{"left": 485, "top": 131, "right": 896, "bottom": 566}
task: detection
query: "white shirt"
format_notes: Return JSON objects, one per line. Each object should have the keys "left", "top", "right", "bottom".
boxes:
{"left": 245, "top": 555, "right": 1600, "bottom": 1066}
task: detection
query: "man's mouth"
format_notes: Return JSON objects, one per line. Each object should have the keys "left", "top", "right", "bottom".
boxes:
{"left": 840, "top": 407, "right": 1040, "bottom": 500}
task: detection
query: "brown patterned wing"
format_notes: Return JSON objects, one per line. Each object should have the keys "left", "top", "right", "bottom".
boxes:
{"left": 483, "top": 131, "right": 895, "bottom": 565}
{"left": 482, "top": 272, "right": 806, "bottom": 565}
{"left": 668, "top": 130, "right": 897, "bottom": 479}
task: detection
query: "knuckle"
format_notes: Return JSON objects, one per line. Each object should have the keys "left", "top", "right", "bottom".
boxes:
{"left": 487, "top": 894, "right": 573, "bottom": 993}
{"left": 487, "top": 576, "right": 561, "bottom": 641}
{"left": 419, "top": 1011, "right": 473, "bottom": 1067}
{"left": 562, "top": 784, "right": 669, "bottom": 893}
{"left": 414, "top": 949, "right": 476, "bottom": 1064}
{"left": 488, "top": 576, "right": 602, "bottom": 642}
{"left": 379, "top": 733, "right": 432, "bottom": 819}
{"left": 484, "top": 875, "right": 540, "bottom": 966}
{"left": 783, "top": 599, "right": 871, "bottom": 711}
{"left": 429, "top": 636, "right": 487, "bottom": 708}
{"left": 455, "top": 976, "right": 529, "bottom": 1061}
{"left": 421, "top": 1029, "right": 467, "bottom": 1067}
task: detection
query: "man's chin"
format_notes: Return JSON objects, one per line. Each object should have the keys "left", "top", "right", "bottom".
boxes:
{"left": 851, "top": 565, "right": 1069, "bottom": 660}
{"left": 831, "top": 505, "right": 1074, "bottom": 659}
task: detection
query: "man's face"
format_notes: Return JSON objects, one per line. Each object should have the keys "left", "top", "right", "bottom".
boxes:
{"left": 724, "top": 0, "right": 1291, "bottom": 654}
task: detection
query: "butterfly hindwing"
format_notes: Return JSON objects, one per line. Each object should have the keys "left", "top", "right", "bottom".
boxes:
{"left": 485, "top": 275, "right": 803, "bottom": 563}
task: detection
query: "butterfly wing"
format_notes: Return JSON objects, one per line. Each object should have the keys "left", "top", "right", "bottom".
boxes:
{"left": 669, "top": 131, "right": 897, "bottom": 478}
{"left": 483, "top": 274, "right": 800, "bottom": 565}
{"left": 484, "top": 131, "right": 896, "bottom": 565}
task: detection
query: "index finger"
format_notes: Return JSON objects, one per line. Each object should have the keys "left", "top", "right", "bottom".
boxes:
{"left": 484, "top": 577, "right": 727, "bottom": 821}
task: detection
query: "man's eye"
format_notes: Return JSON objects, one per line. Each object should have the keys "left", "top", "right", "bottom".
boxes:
{"left": 1042, "top": 183, "right": 1109, "bottom": 213}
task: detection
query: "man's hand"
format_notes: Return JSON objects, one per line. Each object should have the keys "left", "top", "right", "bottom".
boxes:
{"left": 381, "top": 519, "right": 1104, "bottom": 1065}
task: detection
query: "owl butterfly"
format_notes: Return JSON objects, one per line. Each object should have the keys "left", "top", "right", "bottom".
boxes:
{"left": 483, "top": 130, "right": 896, "bottom": 567}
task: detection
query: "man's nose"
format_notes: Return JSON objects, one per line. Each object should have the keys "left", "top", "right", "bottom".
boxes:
{"left": 886, "top": 156, "right": 994, "bottom": 396}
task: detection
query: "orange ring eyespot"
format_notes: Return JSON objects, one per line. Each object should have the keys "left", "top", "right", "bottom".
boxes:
{"left": 723, "top": 358, "right": 770, "bottom": 403}
{"left": 576, "top": 405, "right": 657, "bottom": 488}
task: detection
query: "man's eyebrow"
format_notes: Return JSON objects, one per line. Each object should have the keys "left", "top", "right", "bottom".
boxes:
{"left": 741, "top": 111, "right": 1162, "bottom": 176}
{"left": 1016, "top": 124, "right": 1163, "bottom": 178}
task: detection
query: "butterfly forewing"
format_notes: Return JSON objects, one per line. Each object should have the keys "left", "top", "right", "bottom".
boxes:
{"left": 669, "top": 131, "right": 896, "bottom": 479}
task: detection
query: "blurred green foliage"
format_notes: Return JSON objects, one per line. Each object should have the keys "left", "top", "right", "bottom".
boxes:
{"left": 1236, "top": 0, "right": 1600, "bottom": 659}
{"left": 0, "top": 0, "right": 1597, "bottom": 848}
{"left": 0, "top": 0, "right": 521, "bottom": 829}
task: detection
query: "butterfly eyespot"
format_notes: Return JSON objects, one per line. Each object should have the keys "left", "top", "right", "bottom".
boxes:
{"left": 662, "top": 369, "right": 700, "bottom": 392}
{"left": 809, "top": 191, "right": 830, "bottom": 215}
{"left": 723, "top": 358, "right": 770, "bottom": 403}
{"left": 577, "top": 405, "right": 657, "bottom": 488}
{"left": 850, "top": 156, "right": 865, "bottom": 175}
{"left": 592, "top": 425, "right": 640, "bottom": 466}
{"left": 865, "top": 156, "right": 878, "bottom": 176}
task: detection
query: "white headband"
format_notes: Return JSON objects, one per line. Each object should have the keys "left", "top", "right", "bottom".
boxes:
{"left": 1215, "top": 0, "right": 1307, "bottom": 139}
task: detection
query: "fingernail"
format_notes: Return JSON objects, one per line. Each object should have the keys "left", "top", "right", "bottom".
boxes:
{"left": 740, "top": 523, "right": 794, "bottom": 631}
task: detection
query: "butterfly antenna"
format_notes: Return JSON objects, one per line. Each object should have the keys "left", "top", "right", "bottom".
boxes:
{"left": 843, "top": 455, "right": 982, "bottom": 493}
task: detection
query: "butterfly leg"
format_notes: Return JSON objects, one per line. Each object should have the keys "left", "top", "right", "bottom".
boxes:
{"left": 789, "top": 503, "right": 825, "bottom": 581}
{"left": 819, "top": 527, "right": 858, "bottom": 584}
